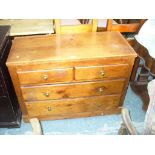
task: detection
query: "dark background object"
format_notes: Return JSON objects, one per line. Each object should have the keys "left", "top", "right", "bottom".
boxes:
{"left": 0, "top": 26, "right": 21, "bottom": 128}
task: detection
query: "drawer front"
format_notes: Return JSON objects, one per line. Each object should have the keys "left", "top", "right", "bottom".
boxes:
{"left": 25, "top": 95, "right": 121, "bottom": 117}
{"left": 75, "top": 64, "right": 129, "bottom": 81}
{"left": 21, "top": 79, "right": 125, "bottom": 101}
{"left": 17, "top": 68, "right": 73, "bottom": 85}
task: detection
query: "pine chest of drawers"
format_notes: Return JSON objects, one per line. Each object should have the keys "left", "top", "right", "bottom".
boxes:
{"left": 6, "top": 32, "right": 137, "bottom": 122}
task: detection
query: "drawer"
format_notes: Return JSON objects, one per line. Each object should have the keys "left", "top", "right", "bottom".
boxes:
{"left": 17, "top": 68, "right": 73, "bottom": 85}
{"left": 75, "top": 64, "right": 129, "bottom": 81}
{"left": 25, "top": 95, "right": 121, "bottom": 117}
{"left": 21, "top": 79, "right": 125, "bottom": 101}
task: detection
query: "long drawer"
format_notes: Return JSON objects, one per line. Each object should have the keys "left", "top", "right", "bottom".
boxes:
{"left": 25, "top": 95, "right": 121, "bottom": 117}
{"left": 17, "top": 67, "right": 73, "bottom": 85}
{"left": 75, "top": 64, "right": 129, "bottom": 81}
{"left": 21, "top": 79, "right": 125, "bottom": 101}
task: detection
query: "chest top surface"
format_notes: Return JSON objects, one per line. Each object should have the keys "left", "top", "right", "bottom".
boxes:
{"left": 7, "top": 31, "right": 137, "bottom": 65}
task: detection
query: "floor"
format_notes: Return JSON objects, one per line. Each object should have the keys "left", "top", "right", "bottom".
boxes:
{"left": 0, "top": 84, "right": 146, "bottom": 135}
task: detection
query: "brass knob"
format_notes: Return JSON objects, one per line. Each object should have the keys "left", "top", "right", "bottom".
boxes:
{"left": 43, "top": 74, "right": 48, "bottom": 80}
{"left": 98, "top": 87, "right": 104, "bottom": 93}
{"left": 100, "top": 70, "right": 105, "bottom": 77}
{"left": 47, "top": 106, "right": 52, "bottom": 111}
{"left": 43, "top": 92, "right": 50, "bottom": 97}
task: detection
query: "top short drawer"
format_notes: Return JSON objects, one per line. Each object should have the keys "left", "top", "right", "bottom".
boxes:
{"left": 75, "top": 64, "right": 129, "bottom": 81}
{"left": 17, "top": 68, "right": 73, "bottom": 85}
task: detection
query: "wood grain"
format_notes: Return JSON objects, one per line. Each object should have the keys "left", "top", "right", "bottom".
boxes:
{"left": 21, "top": 79, "right": 125, "bottom": 101}
{"left": 6, "top": 32, "right": 136, "bottom": 65}
{"left": 107, "top": 19, "right": 146, "bottom": 33}
{"left": 75, "top": 64, "right": 129, "bottom": 80}
{"left": 54, "top": 19, "right": 97, "bottom": 34}
{"left": 17, "top": 67, "right": 73, "bottom": 85}
{"left": 24, "top": 108, "right": 121, "bottom": 122}
{"left": 25, "top": 95, "right": 121, "bottom": 118}
{"left": 6, "top": 32, "right": 137, "bottom": 121}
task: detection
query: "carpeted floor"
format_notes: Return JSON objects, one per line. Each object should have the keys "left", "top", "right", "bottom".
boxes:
{"left": 0, "top": 84, "right": 146, "bottom": 135}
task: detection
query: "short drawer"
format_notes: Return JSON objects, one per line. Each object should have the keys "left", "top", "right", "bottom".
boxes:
{"left": 75, "top": 64, "right": 129, "bottom": 81}
{"left": 21, "top": 79, "right": 125, "bottom": 101}
{"left": 17, "top": 68, "right": 73, "bottom": 85}
{"left": 25, "top": 95, "right": 121, "bottom": 117}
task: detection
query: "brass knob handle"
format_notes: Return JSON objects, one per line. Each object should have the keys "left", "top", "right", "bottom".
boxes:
{"left": 47, "top": 106, "right": 52, "bottom": 111}
{"left": 98, "top": 87, "right": 104, "bottom": 93}
{"left": 43, "top": 74, "right": 48, "bottom": 80}
{"left": 100, "top": 70, "right": 105, "bottom": 77}
{"left": 43, "top": 92, "right": 50, "bottom": 97}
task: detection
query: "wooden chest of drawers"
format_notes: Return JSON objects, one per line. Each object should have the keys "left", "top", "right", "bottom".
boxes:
{"left": 6, "top": 32, "right": 137, "bottom": 122}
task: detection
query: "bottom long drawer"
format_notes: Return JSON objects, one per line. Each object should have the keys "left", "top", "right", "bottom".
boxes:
{"left": 25, "top": 95, "right": 121, "bottom": 118}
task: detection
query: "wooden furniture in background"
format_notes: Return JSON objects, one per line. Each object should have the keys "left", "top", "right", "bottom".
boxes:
{"left": 106, "top": 19, "right": 146, "bottom": 46}
{"left": 106, "top": 19, "right": 147, "bottom": 92}
{"left": 0, "top": 26, "right": 21, "bottom": 128}
{"left": 130, "top": 40, "right": 155, "bottom": 111}
{"left": 107, "top": 19, "right": 145, "bottom": 33}
{"left": 130, "top": 19, "right": 155, "bottom": 111}
{"left": 80, "top": 19, "right": 117, "bottom": 32}
{"left": 0, "top": 19, "right": 54, "bottom": 37}
{"left": 97, "top": 19, "right": 117, "bottom": 32}
{"left": 54, "top": 19, "right": 98, "bottom": 34}
{"left": 6, "top": 31, "right": 136, "bottom": 122}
